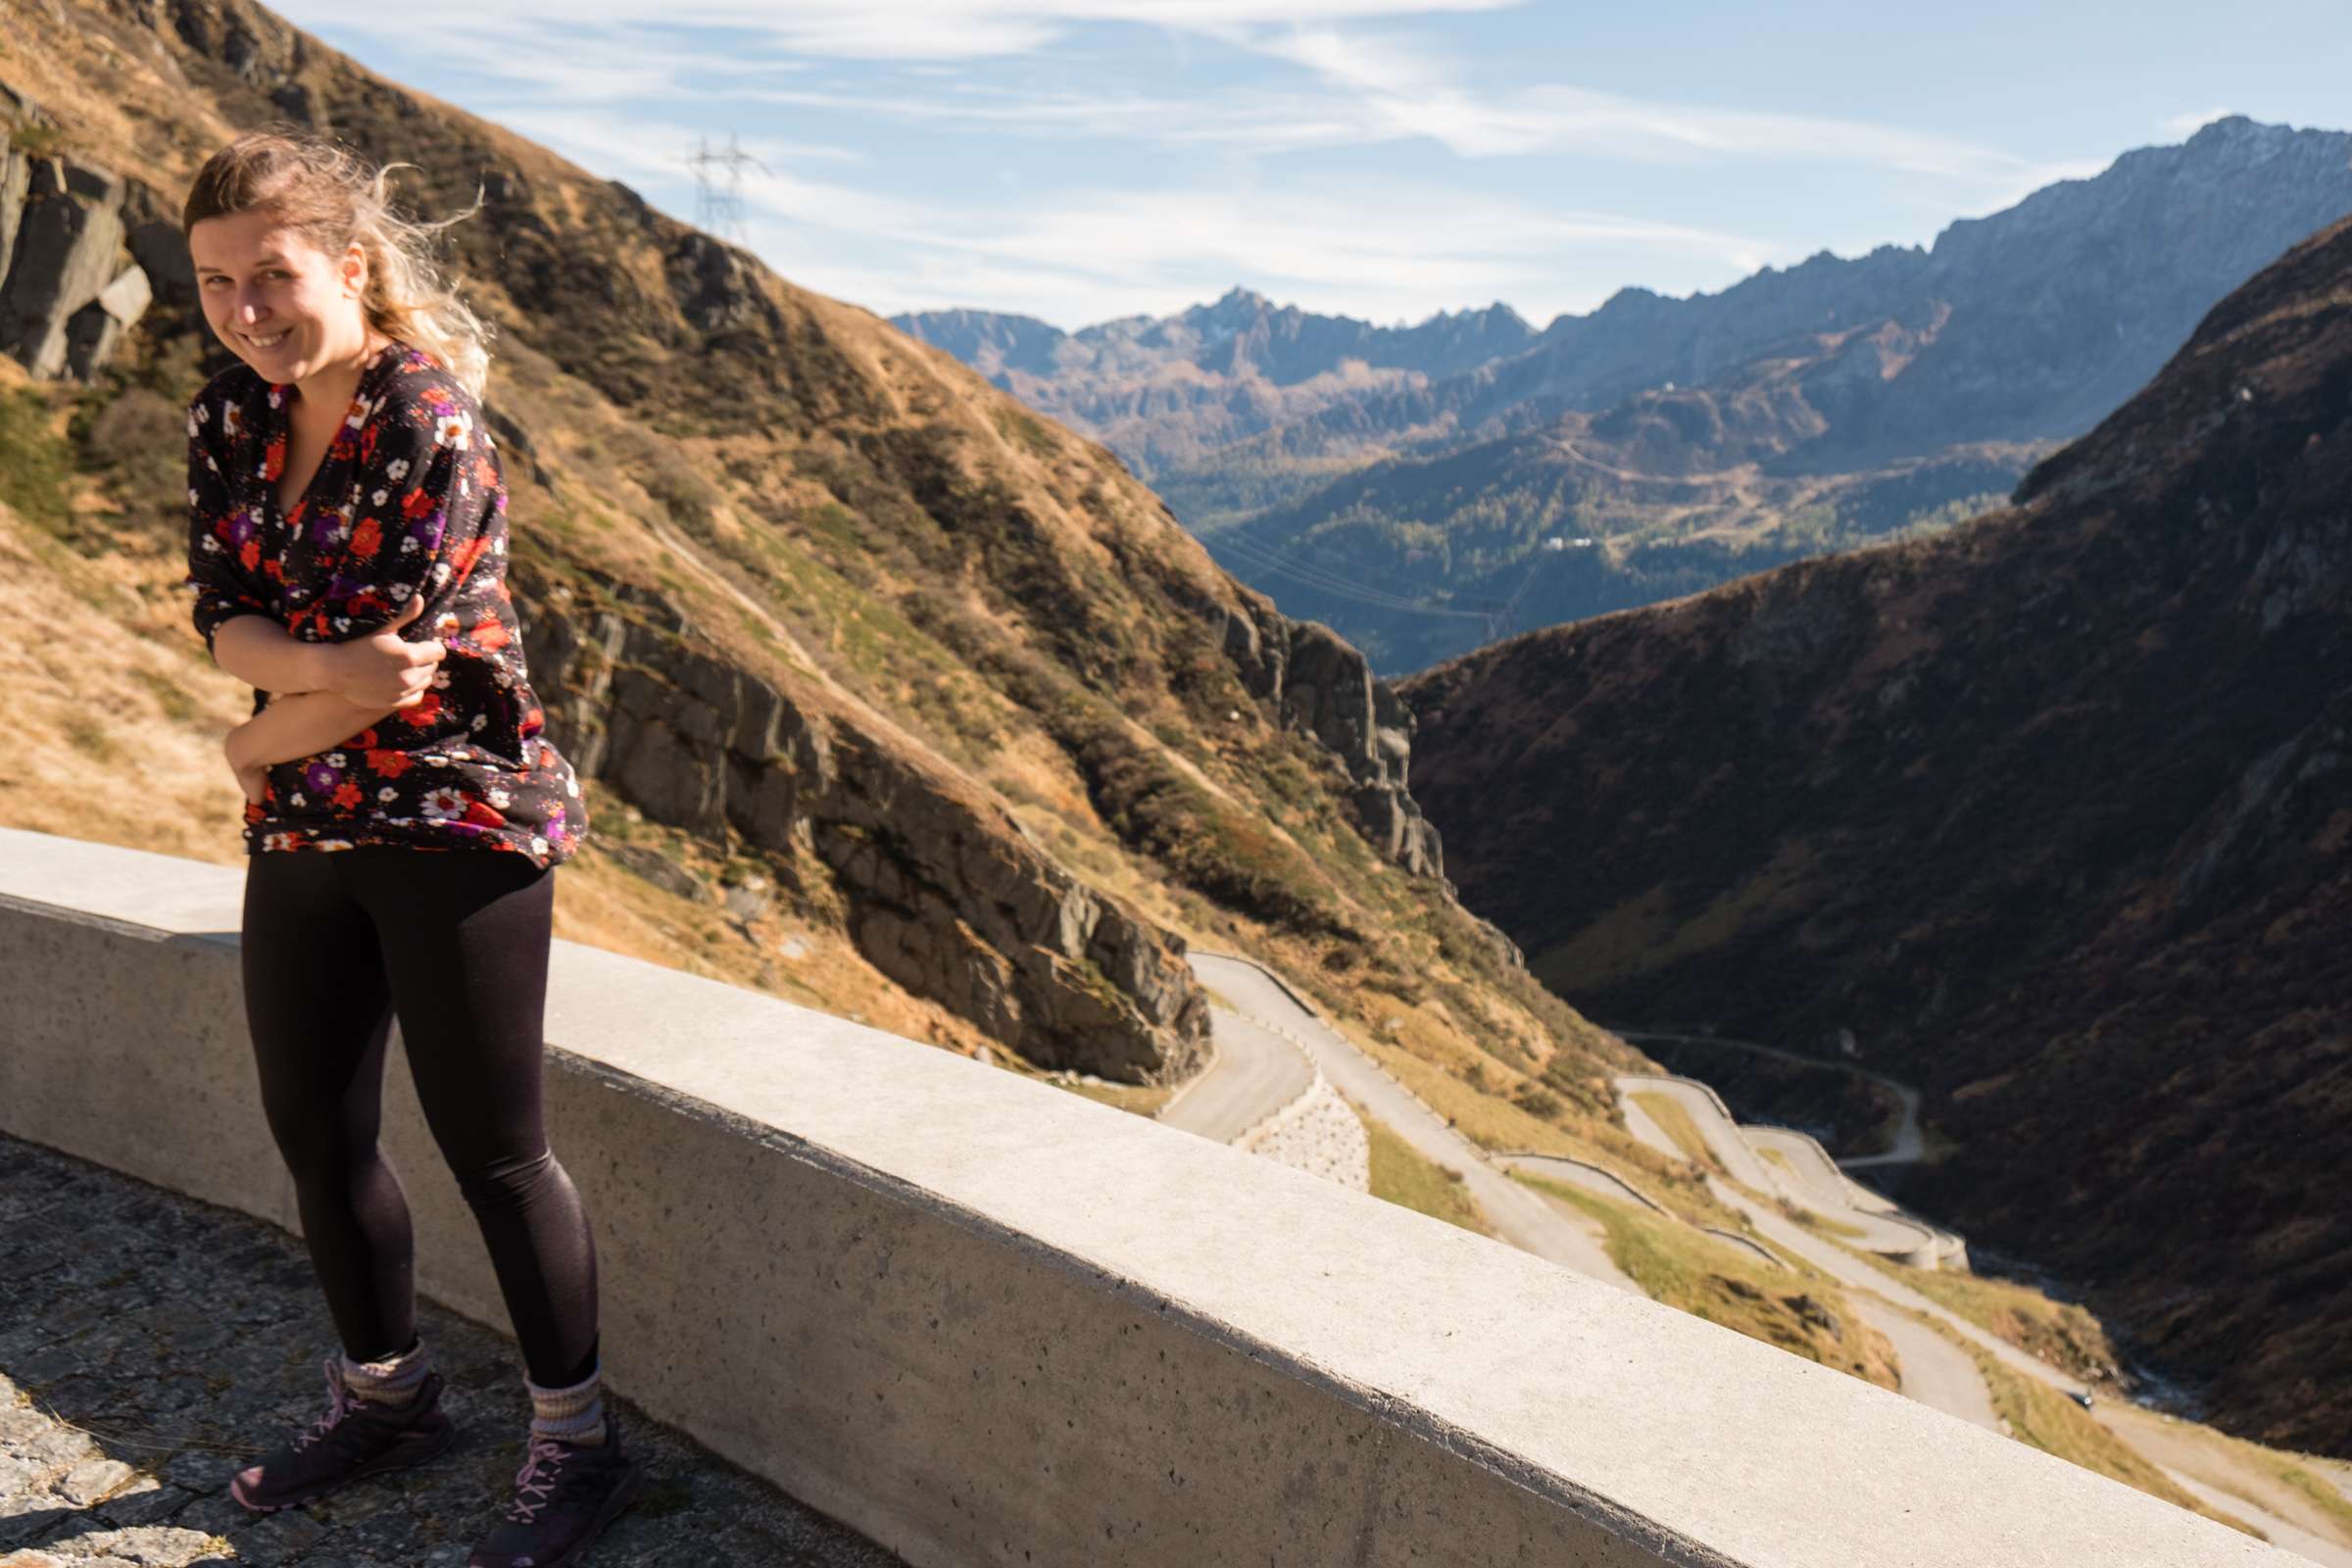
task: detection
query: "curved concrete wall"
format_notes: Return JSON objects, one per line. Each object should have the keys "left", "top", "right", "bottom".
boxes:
{"left": 0, "top": 827, "right": 2294, "bottom": 1568}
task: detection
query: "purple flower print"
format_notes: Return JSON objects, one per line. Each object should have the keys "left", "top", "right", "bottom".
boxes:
{"left": 303, "top": 760, "right": 341, "bottom": 795}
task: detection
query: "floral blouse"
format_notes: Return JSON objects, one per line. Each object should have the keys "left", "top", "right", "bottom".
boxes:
{"left": 182, "top": 338, "right": 588, "bottom": 868}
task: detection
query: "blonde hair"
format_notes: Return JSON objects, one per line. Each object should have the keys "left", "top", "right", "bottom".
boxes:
{"left": 183, "top": 122, "right": 495, "bottom": 402}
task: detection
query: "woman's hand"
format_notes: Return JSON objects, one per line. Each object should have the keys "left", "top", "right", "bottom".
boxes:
{"left": 223, "top": 718, "right": 270, "bottom": 806}
{"left": 313, "top": 594, "right": 448, "bottom": 708}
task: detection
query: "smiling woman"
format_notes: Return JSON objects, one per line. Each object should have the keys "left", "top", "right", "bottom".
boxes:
{"left": 172, "top": 123, "right": 643, "bottom": 1567}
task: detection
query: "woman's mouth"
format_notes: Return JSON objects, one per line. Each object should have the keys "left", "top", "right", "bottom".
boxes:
{"left": 244, "top": 328, "right": 292, "bottom": 351}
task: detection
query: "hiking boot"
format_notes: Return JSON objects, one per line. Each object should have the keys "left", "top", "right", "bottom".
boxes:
{"left": 229, "top": 1355, "right": 455, "bottom": 1513}
{"left": 468, "top": 1415, "right": 645, "bottom": 1567}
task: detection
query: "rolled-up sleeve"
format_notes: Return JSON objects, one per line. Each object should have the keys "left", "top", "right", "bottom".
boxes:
{"left": 182, "top": 391, "right": 270, "bottom": 662}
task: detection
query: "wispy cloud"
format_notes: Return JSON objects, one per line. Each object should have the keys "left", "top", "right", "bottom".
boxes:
{"left": 1240, "top": 22, "right": 2096, "bottom": 193}
{"left": 283, "top": 0, "right": 2081, "bottom": 195}
{"left": 276, "top": 0, "right": 2169, "bottom": 332}
{"left": 492, "top": 104, "right": 1771, "bottom": 328}
{"left": 277, "top": 0, "right": 1527, "bottom": 66}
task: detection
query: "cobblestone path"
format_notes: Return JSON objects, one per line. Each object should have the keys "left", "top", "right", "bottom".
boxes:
{"left": 0, "top": 1133, "right": 905, "bottom": 1567}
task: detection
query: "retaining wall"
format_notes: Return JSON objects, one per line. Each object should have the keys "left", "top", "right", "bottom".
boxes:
{"left": 0, "top": 827, "right": 2290, "bottom": 1567}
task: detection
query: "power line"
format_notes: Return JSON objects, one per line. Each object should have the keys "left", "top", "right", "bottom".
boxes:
{"left": 1202, "top": 530, "right": 1495, "bottom": 620}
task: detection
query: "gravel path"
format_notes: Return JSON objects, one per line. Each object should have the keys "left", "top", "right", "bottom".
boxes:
{"left": 0, "top": 1131, "right": 904, "bottom": 1567}
{"left": 1184, "top": 954, "right": 1636, "bottom": 1294}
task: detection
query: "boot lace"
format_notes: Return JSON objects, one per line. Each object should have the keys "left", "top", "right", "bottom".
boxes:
{"left": 504, "top": 1432, "right": 572, "bottom": 1523}
{"left": 290, "top": 1356, "right": 359, "bottom": 1454}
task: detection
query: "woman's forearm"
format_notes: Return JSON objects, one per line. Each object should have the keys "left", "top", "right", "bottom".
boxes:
{"left": 228, "top": 691, "right": 408, "bottom": 770}
{"left": 212, "top": 615, "right": 338, "bottom": 696}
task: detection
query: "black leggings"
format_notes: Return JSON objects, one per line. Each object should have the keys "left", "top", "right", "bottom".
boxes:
{"left": 240, "top": 846, "right": 599, "bottom": 1388}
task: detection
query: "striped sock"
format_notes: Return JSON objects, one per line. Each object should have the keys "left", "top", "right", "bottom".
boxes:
{"left": 339, "top": 1335, "right": 431, "bottom": 1405}
{"left": 526, "top": 1362, "right": 607, "bottom": 1446}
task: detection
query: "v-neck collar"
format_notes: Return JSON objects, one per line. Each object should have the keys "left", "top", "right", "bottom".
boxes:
{"left": 263, "top": 337, "right": 406, "bottom": 525}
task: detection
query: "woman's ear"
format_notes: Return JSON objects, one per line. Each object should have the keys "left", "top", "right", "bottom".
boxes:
{"left": 341, "top": 239, "right": 368, "bottom": 299}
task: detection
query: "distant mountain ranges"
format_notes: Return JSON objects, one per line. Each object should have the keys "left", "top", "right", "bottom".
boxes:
{"left": 897, "top": 117, "right": 2352, "bottom": 676}
{"left": 1392, "top": 208, "right": 2352, "bottom": 1455}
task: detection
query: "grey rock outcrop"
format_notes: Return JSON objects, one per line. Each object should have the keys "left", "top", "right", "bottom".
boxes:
{"left": 514, "top": 560, "right": 1212, "bottom": 1084}
{"left": 0, "top": 126, "right": 155, "bottom": 382}
{"left": 1211, "top": 585, "right": 1446, "bottom": 881}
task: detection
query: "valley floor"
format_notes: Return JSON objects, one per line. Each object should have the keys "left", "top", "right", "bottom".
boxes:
{"left": 1162, "top": 956, "right": 2352, "bottom": 1567}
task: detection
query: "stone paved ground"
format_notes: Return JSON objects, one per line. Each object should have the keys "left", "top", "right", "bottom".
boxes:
{"left": 0, "top": 1133, "right": 906, "bottom": 1567}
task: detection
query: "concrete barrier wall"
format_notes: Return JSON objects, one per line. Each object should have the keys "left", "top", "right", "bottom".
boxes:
{"left": 0, "top": 827, "right": 2294, "bottom": 1568}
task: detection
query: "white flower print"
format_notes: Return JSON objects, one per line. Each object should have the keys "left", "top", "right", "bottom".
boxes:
{"left": 433, "top": 411, "right": 473, "bottom": 451}
{"left": 387, "top": 458, "right": 410, "bottom": 481}
{"left": 420, "top": 787, "right": 467, "bottom": 819}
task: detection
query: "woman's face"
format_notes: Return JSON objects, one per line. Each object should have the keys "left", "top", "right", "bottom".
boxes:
{"left": 188, "top": 207, "right": 369, "bottom": 387}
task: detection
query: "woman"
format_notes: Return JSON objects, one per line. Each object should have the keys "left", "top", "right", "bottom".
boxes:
{"left": 180, "top": 123, "right": 638, "bottom": 1568}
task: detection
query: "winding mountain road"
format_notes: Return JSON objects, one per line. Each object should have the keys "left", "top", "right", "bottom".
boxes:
{"left": 1177, "top": 952, "right": 1636, "bottom": 1293}
{"left": 1610, "top": 1028, "right": 1926, "bottom": 1166}
{"left": 1156, "top": 993, "right": 1315, "bottom": 1144}
{"left": 1155, "top": 976, "right": 2351, "bottom": 1563}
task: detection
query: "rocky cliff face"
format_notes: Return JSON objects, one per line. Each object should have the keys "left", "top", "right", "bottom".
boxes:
{"left": 1396, "top": 212, "right": 2352, "bottom": 1452}
{"left": 6, "top": 0, "right": 1605, "bottom": 1094}
{"left": 509, "top": 561, "right": 1208, "bottom": 1079}
{"left": 0, "top": 86, "right": 178, "bottom": 382}
{"left": 1211, "top": 585, "right": 1445, "bottom": 881}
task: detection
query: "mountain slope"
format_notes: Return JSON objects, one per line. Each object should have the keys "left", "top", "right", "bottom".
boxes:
{"left": 1394, "top": 210, "right": 2352, "bottom": 1454}
{"left": 1, "top": 0, "right": 1634, "bottom": 1114}
{"left": 904, "top": 121, "right": 2352, "bottom": 676}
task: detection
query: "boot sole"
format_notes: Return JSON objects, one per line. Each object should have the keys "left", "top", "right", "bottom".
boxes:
{"left": 229, "top": 1418, "right": 457, "bottom": 1514}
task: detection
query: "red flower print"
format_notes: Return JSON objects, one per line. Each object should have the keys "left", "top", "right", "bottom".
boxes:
{"left": 463, "top": 799, "right": 509, "bottom": 828}
{"left": 395, "top": 691, "right": 444, "bottom": 727}
{"left": 449, "top": 534, "right": 491, "bottom": 583}
{"left": 472, "top": 617, "right": 512, "bottom": 651}
{"left": 401, "top": 487, "right": 436, "bottom": 520}
{"left": 263, "top": 436, "right": 285, "bottom": 480}
{"left": 332, "top": 782, "right": 365, "bottom": 809}
{"left": 352, "top": 515, "right": 382, "bottom": 559}
{"left": 239, "top": 537, "right": 261, "bottom": 571}
{"left": 367, "top": 749, "right": 413, "bottom": 777}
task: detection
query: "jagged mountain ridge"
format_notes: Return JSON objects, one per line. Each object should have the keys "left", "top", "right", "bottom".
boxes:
{"left": 1392, "top": 209, "right": 2352, "bottom": 1453}
{"left": 905, "top": 120, "right": 2352, "bottom": 677}
{"left": 1, "top": 0, "right": 1632, "bottom": 1106}
{"left": 890, "top": 286, "right": 1539, "bottom": 479}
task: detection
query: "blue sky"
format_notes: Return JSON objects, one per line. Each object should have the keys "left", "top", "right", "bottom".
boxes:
{"left": 274, "top": 1, "right": 2351, "bottom": 334}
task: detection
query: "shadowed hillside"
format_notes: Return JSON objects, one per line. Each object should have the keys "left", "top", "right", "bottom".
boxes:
{"left": 1396, "top": 210, "right": 2352, "bottom": 1454}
